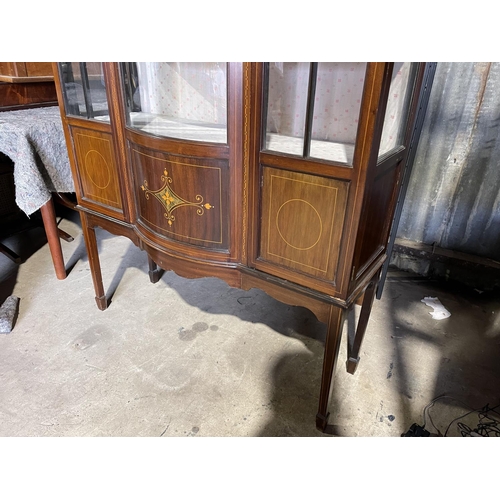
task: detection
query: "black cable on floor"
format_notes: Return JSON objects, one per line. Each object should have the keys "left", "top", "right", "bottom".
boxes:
{"left": 420, "top": 396, "right": 500, "bottom": 437}
{"left": 443, "top": 403, "right": 500, "bottom": 437}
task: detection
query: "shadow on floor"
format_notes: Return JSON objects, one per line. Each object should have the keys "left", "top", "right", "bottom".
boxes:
{"left": 1, "top": 200, "right": 87, "bottom": 319}
{"left": 56, "top": 204, "right": 156, "bottom": 305}
{"left": 49, "top": 209, "right": 500, "bottom": 437}
{"left": 383, "top": 272, "right": 500, "bottom": 437}
{"left": 154, "top": 269, "right": 347, "bottom": 436}
{"left": 0, "top": 213, "right": 47, "bottom": 302}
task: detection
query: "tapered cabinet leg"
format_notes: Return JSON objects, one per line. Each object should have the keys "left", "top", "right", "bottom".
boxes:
{"left": 80, "top": 213, "right": 107, "bottom": 310}
{"left": 346, "top": 273, "right": 380, "bottom": 375}
{"left": 39, "top": 197, "right": 66, "bottom": 280}
{"left": 316, "top": 305, "right": 346, "bottom": 433}
{"left": 147, "top": 255, "right": 163, "bottom": 283}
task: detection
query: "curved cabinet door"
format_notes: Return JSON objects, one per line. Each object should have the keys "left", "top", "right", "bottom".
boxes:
{"left": 119, "top": 62, "right": 243, "bottom": 260}
{"left": 130, "top": 144, "right": 229, "bottom": 250}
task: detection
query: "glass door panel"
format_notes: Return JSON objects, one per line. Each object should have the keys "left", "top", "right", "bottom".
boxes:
{"left": 262, "top": 62, "right": 367, "bottom": 166}
{"left": 378, "top": 62, "right": 418, "bottom": 158}
{"left": 264, "top": 62, "right": 310, "bottom": 156}
{"left": 58, "top": 62, "right": 109, "bottom": 121}
{"left": 309, "top": 62, "right": 367, "bottom": 165}
{"left": 121, "top": 62, "right": 227, "bottom": 143}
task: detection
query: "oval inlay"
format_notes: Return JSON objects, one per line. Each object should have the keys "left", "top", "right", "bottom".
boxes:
{"left": 84, "top": 149, "right": 111, "bottom": 190}
{"left": 276, "top": 199, "right": 322, "bottom": 251}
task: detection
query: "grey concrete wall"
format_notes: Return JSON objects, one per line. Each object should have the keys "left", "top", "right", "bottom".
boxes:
{"left": 396, "top": 62, "right": 500, "bottom": 261}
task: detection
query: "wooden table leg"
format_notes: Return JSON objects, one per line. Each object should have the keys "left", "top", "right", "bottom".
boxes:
{"left": 39, "top": 197, "right": 66, "bottom": 280}
{"left": 316, "top": 304, "right": 346, "bottom": 432}
{"left": 80, "top": 212, "right": 107, "bottom": 310}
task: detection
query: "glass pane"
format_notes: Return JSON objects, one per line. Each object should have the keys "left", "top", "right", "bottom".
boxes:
{"left": 264, "top": 62, "right": 310, "bottom": 156}
{"left": 309, "top": 62, "right": 367, "bottom": 165}
{"left": 58, "top": 62, "right": 109, "bottom": 121}
{"left": 378, "top": 62, "right": 416, "bottom": 158}
{"left": 121, "top": 62, "right": 227, "bottom": 143}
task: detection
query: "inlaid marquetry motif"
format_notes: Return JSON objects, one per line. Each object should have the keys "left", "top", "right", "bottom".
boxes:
{"left": 72, "top": 127, "right": 123, "bottom": 212}
{"left": 276, "top": 199, "right": 323, "bottom": 251}
{"left": 84, "top": 150, "right": 111, "bottom": 189}
{"left": 259, "top": 166, "right": 349, "bottom": 281}
{"left": 242, "top": 62, "right": 251, "bottom": 261}
{"left": 141, "top": 168, "right": 213, "bottom": 226}
{"left": 131, "top": 146, "right": 226, "bottom": 248}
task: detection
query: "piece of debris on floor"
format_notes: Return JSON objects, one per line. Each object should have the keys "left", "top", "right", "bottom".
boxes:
{"left": 421, "top": 296, "right": 451, "bottom": 320}
{"left": 0, "top": 295, "right": 20, "bottom": 333}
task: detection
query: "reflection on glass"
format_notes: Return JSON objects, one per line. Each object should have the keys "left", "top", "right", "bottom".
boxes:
{"left": 59, "top": 62, "right": 109, "bottom": 120}
{"left": 378, "top": 62, "right": 416, "bottom": 158}
{"left": 309, "top": 62, "right": 367, "bottom": 165}
{"left": 121, "top": 62, "right": 227, "bottom": 143}
{"left": 264, "top": 62, "right": 310, "bottom": 156}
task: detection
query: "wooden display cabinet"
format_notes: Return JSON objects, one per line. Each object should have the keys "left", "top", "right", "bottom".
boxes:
{"left": 53, "top": 62, "right": 425, "bottom": 432}
{"left": 0, "top": 62, "right": 57, "bottom": 110}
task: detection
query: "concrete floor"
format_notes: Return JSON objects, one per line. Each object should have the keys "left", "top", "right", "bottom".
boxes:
{"left": 1, "top": 207, "right": 499, "bottom": 438}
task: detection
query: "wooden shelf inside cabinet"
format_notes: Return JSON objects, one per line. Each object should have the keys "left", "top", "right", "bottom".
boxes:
{"left": 53, "top": 61, "right": 427, "bottom": 434}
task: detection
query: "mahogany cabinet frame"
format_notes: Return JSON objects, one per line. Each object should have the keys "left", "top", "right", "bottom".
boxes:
{"left": 53, "top": 62, "right": 426, "bottom": 433}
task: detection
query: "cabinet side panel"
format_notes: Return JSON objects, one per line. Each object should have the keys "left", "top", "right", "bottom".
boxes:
{"left": 130, "top": 145, "right": 229, "bottom": 249}
{"left": 259, "top": 166, "right": 349, "bottom": 281}
{"left": 352, "top": 160, "right": 401, "bottom": 279}
{"left": 72, "top": 127, "right": 123, "bottom": 211}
